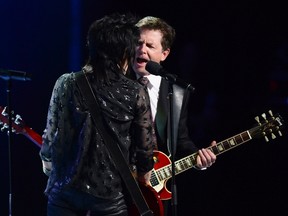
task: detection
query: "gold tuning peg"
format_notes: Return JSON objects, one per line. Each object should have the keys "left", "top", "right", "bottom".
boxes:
{"left": 268, "top": 110, "right": 273, "bottom": 117}
{"left": 261, "top": 112, "right": 267, "bottom": 120}
{"left": 255, "top": 116, "right": 260, "bottom": 124}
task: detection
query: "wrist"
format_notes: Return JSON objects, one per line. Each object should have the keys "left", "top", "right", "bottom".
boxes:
{"left": 194, "top": 165, "right": 207, "bottom": 170}
{"left": 42, "top": 166, "right": 51, "bottom": 176}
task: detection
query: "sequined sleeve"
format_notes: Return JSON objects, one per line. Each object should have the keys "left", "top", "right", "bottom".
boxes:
{"left": 132, "top": 86, "right": 155, "bottom": 173}
{"left": 39, "top": 73, "right": 72, "bottom": 162}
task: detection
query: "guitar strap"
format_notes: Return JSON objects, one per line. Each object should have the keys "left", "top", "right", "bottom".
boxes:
{"left": 75, "top": 70, "right": 154, "bottom": 216}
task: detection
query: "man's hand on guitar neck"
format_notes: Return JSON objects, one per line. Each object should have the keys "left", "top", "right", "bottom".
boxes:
{"left": 195, "top": 140, "right": 217, "bottom": 170}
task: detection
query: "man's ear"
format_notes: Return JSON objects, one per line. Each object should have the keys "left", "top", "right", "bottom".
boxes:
{"left": 161, "top": 48, "right": 170, "bottom": 61}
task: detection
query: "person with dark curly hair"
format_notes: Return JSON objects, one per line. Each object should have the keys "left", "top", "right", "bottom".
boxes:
{"left": 40, "top": 13, "right": 155, "bottom": 216}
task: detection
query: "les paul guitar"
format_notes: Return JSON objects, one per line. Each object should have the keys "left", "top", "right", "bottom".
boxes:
{"left": 150, "top": 110, "right": 284, "bottom": 200}
{"left": 0, "top": 106, "right": 284, "bottom": 204}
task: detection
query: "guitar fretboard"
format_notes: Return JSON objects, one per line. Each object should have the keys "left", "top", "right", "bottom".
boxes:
{"left": 151, "top": 130, "right": 252, "bottom": 185}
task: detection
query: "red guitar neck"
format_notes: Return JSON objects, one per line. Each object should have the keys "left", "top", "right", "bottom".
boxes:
{"left": 23, "top": 126, "right": 42, "bottom": 147}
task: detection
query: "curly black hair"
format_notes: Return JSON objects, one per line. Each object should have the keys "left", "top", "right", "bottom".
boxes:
{"left": 86, "top": 13, "right": 140, "bottom": 82}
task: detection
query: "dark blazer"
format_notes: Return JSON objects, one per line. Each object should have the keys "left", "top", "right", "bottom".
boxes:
{"left": 155, "top": 77, "right": 198, "bottom": 159}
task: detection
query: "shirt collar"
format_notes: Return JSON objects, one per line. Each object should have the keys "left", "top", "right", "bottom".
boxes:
{"left": 146, "top": 74, "right": 161, "bottom": 88}
{"left": 135, "top": 73, "right": 161, "bottom": 89}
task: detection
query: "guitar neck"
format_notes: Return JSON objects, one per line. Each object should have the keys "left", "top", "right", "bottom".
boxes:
{"left": 23, "top": 126, "right": 42, "bottom": 148}
{"left": 156, "top": 130, "right": 252, "bottom": 180}
{"left": 209, "top": 130, "right": 252, "bottom": 156}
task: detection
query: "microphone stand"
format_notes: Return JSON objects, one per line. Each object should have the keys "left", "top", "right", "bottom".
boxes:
{"left": 2, "top": 77, "right": 14, "bottom": 216}
{"left": 0, "top": 69, "right": 31, "bottom": 216}
{"left": 165, "top": 75, "right": 194, "bottom": 216}
{"left": 145, "top": 61, "right": 195, "bottom": 215}
{"left": 166, "top": 81, "right": 177, "bottom": 216}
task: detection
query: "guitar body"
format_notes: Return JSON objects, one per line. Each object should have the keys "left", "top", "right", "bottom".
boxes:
{"left": 127, "top": 183, "right": 164, "bottom": 216}
{"left": 152, "top": 151, "right": 173, "bottom": 200}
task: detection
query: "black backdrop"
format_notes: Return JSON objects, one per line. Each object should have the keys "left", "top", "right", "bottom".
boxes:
{"left": 1, "top": 1, "right": 288, "bottom": 215}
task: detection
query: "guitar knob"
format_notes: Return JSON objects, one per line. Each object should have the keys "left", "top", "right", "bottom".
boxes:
{"left": 1, "top": 106, "right": 7, "bottom": 116}
{"left": 1, "top": 124, "right": 8, "bottom": 132}
{"left": 15, "top": 114, "right": 22, "bottom": 125}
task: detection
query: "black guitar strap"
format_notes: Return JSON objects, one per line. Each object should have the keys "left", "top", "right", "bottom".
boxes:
{"left": 75, "top": 70, "right": 154, "bottom": 216}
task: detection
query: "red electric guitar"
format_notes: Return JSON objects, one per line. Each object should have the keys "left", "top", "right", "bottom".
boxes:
{"left": 0, "top": 106, "right": 284, "bottom": 204}
{"left": 0, "top": 106, "right": 42, "bottom": 147}
{"left": 150, "top": 110, "right": 284, "bottom": 200}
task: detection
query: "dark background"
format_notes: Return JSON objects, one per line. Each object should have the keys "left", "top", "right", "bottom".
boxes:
{"left": 1, "top": 1, "right": 288, "bottom": 215}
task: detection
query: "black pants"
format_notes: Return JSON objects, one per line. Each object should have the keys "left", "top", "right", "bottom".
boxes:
{"left": 47, "top": 187, "right": 128, "bottom": 216}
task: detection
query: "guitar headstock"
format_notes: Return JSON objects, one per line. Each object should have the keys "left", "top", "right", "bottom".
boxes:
{"left": 251, "top": 110, "right": 284, "bottom": 142}
{"left": 0, "top": 106, "right": 43, "bottom": 147}
{"left": 0, "top": 106, "right": 26, "bottom": 135}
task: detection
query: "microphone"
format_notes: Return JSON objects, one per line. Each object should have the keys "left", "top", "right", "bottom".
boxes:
{"left": 145, "top": 61, "right": 195, "bottom": 92}
{"left": 0, "top": 69, "right": 32, "bottom": 81}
